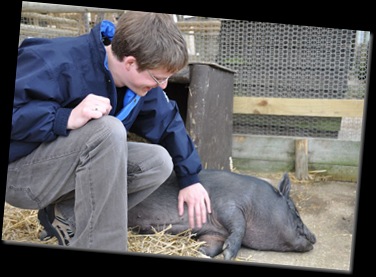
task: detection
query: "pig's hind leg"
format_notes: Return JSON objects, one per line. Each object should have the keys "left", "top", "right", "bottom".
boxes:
{"left": 197, "top": 211, "right": 246, "bottom": 260}
{"left": 218, "top": 210, "right": 247, "bottom": 260}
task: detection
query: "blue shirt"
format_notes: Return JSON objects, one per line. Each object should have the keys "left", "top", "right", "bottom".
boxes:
{"left": 116, "top": 89, "right": 140, "bottom": 121}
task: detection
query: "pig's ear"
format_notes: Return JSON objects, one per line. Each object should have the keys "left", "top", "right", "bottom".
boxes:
{"left": 278, "top": 172, "right": 291, "bottom": 197}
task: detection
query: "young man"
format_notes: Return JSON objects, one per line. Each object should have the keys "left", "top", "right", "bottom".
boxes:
{"left": 7, "top": 10, "right": 211, "bottom": 253}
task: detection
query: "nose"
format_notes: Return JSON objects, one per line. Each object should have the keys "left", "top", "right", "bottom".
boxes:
{"left": 158, "top": 81, "right": 169, "bottom": 90}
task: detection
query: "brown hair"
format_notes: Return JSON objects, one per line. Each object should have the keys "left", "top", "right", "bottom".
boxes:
{"left": 111, "top": 11, "right": 188, "bottom": 73}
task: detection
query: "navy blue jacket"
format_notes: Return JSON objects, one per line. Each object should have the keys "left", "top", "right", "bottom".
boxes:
{"left": 10, "top": 21, "right": 202, "bottom": 188}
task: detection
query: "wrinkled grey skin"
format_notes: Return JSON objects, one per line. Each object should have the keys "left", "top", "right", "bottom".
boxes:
{"left": 128, "top": 169, "right": 316, "bottom": 260}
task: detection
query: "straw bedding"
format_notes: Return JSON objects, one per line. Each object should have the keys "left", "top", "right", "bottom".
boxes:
{"left": 1, "top": 202, "right": 210, "bottom": 259}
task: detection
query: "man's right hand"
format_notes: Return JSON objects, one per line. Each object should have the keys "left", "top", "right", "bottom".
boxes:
{"left": 67, "top": 93, "right": 112, "bottom": 130}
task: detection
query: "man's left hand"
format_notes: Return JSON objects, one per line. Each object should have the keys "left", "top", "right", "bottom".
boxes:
{"left": 178, "top": 183, "right": 212, "bottom": 229}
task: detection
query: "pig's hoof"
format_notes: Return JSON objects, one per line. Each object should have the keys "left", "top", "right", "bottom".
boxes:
{"left": 222, "top": 249, "right": 236, "bottom": 260}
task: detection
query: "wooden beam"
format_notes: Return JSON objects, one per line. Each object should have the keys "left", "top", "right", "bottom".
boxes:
{"left": 176, "top": 20, "right": 221, "bottom": 33}
{"left": 233, "top": 97, "right": 364, "bottom": 117}
{"left": 295, "top": 139, "right": 309, "bottom": 180}
{"left": 20, "top": 24, "right": 79, "bottom": 37}
{"left": 22, "top": 2, "right": 124, "bottom": 13}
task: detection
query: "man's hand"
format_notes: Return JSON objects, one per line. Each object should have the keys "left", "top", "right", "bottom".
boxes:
{"left": 67, "top": 93, "right": 112, "bottom": 130}
{"left": 178, "top": 183, "right": 211, "bottom": 229}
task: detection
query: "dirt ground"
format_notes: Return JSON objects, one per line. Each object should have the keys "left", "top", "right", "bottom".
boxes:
{"left": 213, "top": 171, "right": 358, "bottom": 274}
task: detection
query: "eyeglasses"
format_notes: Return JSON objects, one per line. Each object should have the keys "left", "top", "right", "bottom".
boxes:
{"left": 147, "top": 70, "right": 172, "bottom": 86}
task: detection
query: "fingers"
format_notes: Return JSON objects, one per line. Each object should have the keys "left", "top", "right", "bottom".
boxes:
{"left": 188, "top": 203, "right": 196, "bottom": 229}
{"left": 205, "top": 193, "right": 212, "bottom": 214}
{"left": 85, "top": 94, "right": 112, "bottom": 117}
{"left": 178, "top": 197, "right": 184, "bottom": 217}
{"left": 90, "top": 96, "right": 112, "bottom": 115}
{"left": 178, "top": 184, "right": 212, "bottom": 229}
{"left": 67, "top": 94, "right": 112, "bottom": 129}
{"left": 187, "top": 201, "right": 207, "bottom": 229}
{"left": 91, "top": 104, "right": 111, "bottom": 116}
{"left": 195, "top": 195, "right": 211, "bottom": 228}
{"left": 178, "top": 196, "right": 197, "bottom": 228}
{"left": 197, "top": 203, "right": 204, "bottom": 226}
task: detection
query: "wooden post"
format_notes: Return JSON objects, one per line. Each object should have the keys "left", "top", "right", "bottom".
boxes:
{"left": 295, "top": 138, "right": 309, "bottom": 180}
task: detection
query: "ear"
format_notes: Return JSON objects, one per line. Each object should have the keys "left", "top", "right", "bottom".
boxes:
{"left": 123, "top": 56, "right": 137, "bottom": 70}
{"left": 278, "top": 172, "right": 291, "bottom": 197}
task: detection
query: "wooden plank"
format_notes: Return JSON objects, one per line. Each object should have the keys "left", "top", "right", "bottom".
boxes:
{"left": 166, "top": 63, "right": 234, "bottom": 171}
{"left": 233, "top": 97, "right": 364, "bottom": 117}
{"left": 22, "top": 2, "right": 124, "bottom": 13}
{"left": 21, "top": 12, "right": 79, "bottom": 24}
{"left": 177, "top": 20, "right": 221, "bottom": 33}
{"left": 232, "top": 135, "right": 295, "bottom": 161}
{"left": 186, "top": 64, "right": 234, "bottom": 171}
{"left": 20, "top": 24, "right": 79, "bottom": 37}
{"left": 295, "top": 139, "right": 309, "bottom": 180}
{"left": 232, "top": 158, "right": 294, "bottom": 173}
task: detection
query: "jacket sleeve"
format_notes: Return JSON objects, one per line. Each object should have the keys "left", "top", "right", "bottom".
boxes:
{"left": 12, "top": 42, "right": 71, "bottom": 144}
{"left": 130, "top": 88, "right": 202, "bottom": 189}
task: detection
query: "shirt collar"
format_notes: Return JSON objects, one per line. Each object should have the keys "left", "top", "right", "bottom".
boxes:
{"left": 100, "top": 20, "right": 116, "bottom": 70}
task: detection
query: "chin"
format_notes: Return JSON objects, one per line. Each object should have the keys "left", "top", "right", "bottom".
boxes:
{"left": 141, "top": 89, "right": 151, "bottom": 96}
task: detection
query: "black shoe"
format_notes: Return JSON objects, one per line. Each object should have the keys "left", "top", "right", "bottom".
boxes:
{"left": 38, "top": 204, "right": 74, "bottom": 246}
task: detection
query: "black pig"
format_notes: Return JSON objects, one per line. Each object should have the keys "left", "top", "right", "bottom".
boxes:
{"left": 128, "top": 169, "right": 316, "bottom": 260}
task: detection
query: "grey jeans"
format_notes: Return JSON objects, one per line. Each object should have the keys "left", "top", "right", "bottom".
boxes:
{"left": 6, "top": 116, "right": 173, "bottom": 253}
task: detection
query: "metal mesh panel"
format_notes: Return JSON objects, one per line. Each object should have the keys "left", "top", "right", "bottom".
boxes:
{"left": 219, "top": 22, "right": 355, "bottom": 99}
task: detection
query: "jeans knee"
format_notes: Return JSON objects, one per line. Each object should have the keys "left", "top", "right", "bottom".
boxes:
{"left": 90, "top": 116, "right": 127, "bottom": 145}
